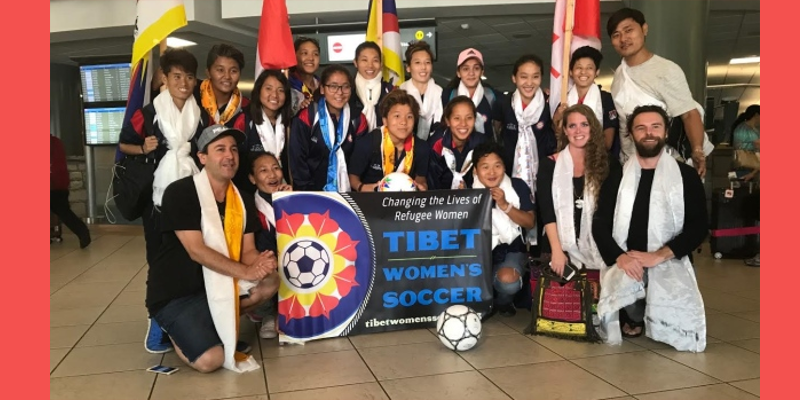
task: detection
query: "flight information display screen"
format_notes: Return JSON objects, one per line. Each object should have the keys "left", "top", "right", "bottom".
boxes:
{"left": 80, "top": 63, "right": 131, "bottom": 102}
{"left": 84, "top": 107, "right": 126, "bottom": 145}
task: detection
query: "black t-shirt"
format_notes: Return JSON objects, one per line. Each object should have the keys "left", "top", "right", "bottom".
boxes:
{"left": 348, "top": 129, "right": 430, "bottom": 185}
{"left": 146, "top": 176, "right": 260, "bottom": 315}
{"left": 592, "top": 160, "right": 708, "bottom": 266}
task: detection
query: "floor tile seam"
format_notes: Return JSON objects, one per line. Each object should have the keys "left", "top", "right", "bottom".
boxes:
{"left": 351, "top": 338, "right": 398, "bottom": 400}
{"left": 629, "top": 381, "right": 754, "bottom": 397}
{"left": 50, "top": 236, "right": 140, "bottom": 295}
{"left": 564, "top": 357, "right": 635, "bottom": 397}
{"left": 146, "top": 354, "right": 165, "bottom": 400}
{"left": 646, "top": 348, "right": 735, "bottom": 382}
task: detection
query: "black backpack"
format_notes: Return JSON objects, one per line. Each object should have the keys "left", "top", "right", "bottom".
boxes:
{"left": 111, "top": 110, "right": 157, "bottom": 221}
{"left": 666, "top": 115, "right": 692, "bottom": 161}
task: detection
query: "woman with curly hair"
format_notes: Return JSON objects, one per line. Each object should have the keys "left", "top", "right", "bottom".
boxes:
{"left": 536, "top": 104, "right": 619, "bottom": 276}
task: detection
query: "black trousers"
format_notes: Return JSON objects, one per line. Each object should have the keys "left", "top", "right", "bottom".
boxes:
{"left": 142, "top": 203, "right": 163, "bottom": 267}
{"left": 50, "top": 190, "right": 90, "bottom": 239}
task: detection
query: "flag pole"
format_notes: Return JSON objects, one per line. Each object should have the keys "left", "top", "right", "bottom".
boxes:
{"left": 560, "top": 0, "right": 576, "bottom": 105}
{"left": 157, "top": 40, "right": 169, "bottom": 93}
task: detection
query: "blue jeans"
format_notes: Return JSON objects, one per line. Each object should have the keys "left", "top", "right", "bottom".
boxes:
{"left": 493, "top": 251, "right": 526, "bottom": 305}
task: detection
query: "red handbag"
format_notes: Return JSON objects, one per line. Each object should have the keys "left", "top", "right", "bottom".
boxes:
{"left": 525, "top": 261, "right": 601, "bottom": 342}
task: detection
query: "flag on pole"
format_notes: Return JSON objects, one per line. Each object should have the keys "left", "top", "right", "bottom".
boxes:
{"left": 255, "top": 0, "right": 296, "bottom": 77}
{"left": 119, "top": 0, "right": 187, "bottom": 159}
{"left": 549, "top": 0, "right": 601, "bottom": 116}
{"left": 366, "top": 0, "right": 405, "bottom": 85}
{"left": 131, "top": 0, "right": 188, "bottom": 69}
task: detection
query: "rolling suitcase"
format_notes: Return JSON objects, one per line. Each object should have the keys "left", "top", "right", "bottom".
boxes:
{"left": 50, "top": 212, "right": 63, "bottom": 243}
{"left": 710, "top": 181, "right": 759, "bottom": 259}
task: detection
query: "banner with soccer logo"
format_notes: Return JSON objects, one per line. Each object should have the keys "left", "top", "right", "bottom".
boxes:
{"left": 273, "top": 190, "right": 493, "bottom": 344}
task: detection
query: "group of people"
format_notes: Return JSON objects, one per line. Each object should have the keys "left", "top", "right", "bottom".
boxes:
{"left": 118, "top": 7, "right": 715, "bottom": 373}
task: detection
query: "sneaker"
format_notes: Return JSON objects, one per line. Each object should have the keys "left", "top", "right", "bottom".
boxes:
{"left": 260, "top": 319, "right": 278, "bottom": 339}
{"left": 236, "top": 340, "right": 252, "bottom": 354}
{"left": 497, "top": 303, "right": 516, "bottom": 317}
{"left": 144, "top": 318, "right": 174, "bottom": 354}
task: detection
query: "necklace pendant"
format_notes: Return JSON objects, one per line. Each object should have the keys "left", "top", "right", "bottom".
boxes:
{"left": 575, "top": 199, "right": 584, "bottom": 209}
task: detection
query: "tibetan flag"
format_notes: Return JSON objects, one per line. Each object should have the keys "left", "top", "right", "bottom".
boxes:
{"left": 118, "top": 0, "right": 187, "bottom": 160}
{"left": 255, "top": 0, "right": 296, "bottom": 77}
{"left": 549, "top": 0, "right": 601, "bottom": 116}
{"left": 131, "top": 0, "right": 187, "bottom": 67}
{"left": 366, "top": 0, "right": 405, "bottom": 85}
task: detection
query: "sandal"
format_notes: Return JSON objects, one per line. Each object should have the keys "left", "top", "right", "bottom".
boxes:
{"left": 621, "top": 320, "right": 644, "bottom": 338}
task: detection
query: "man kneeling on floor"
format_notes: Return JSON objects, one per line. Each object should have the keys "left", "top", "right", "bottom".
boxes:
{"left": 146, "top": 125, "right": 279, "bottom": 373}
{"left": 592, "top": 105, "right": 707, "bottom": 352}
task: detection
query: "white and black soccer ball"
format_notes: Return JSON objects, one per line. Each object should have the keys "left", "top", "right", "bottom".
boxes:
{"left": 436, "top": 305, "right": 482, "bottom": 351}
{"left": 283, "top": 240, "right": 331, "bottom": 289}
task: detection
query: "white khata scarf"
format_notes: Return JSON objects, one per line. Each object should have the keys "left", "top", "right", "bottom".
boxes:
{"left": 472, "top": 174, "right": 521, "bottom": 249}
{"left": 597, "top": 150, "right": 707, "bottom": 352}
{"left": 356, "top": 73, "right": 383, "bottom": 131}
{"left": 567, "top": 84, "right": 604, "bottom": 125}
{"left": 551, "top": 146, "right": 603, "bottom": 269}
{"left": 458, "top": 81, "right": 486, "bottom": 134}
{"left": 255, "top": 112, "right": 285, "bottom": 162}
{"left": 511, "top": 88, "right": 545, "bottom": 192}
{"left": 400, "top": 79, "right": 443, "bottom": 140}
{"left": 151, "top": 91, "right": 201, "bottom": 205}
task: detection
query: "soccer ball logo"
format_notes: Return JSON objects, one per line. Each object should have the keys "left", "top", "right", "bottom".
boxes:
{"left": 282, "top": 240, "right": 331, "bottom": 289}
{"left": 436, "top": 305, "right": 482, "bottom": 351}
{"left": 378, "top": 172, "right": 417, "bottom": 192}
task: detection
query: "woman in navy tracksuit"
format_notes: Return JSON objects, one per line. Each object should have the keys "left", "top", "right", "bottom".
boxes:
{"left": 350, "top": 41, "right": 394, "bottom": 131}
{"left": 348, "top": 90, "right": 431, "bottom": 192}
{"left": 428, "top": 96, "right": 485, "bottom": 190}
{"left": 440, "top": 48, "right": 504, "bottom": 142}
{"left": 289, "top": 65, "right": 369, "bottom": 191}
{"left": 493, "top": 54, "right": 556, "bottom": 178}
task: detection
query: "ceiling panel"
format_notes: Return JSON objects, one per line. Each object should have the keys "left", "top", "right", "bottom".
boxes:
{"left": 472, "top": 33, "right": 514, "bottom": 46}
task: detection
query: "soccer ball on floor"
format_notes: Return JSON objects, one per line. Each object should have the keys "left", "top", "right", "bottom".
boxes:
{"left": 378, "top": 172, "right": 417, "bottom": 192}
{"left": 283, "top": 240, "right": 331, "bottom": 289}
{"left": 436, "top": 305, "right": 482, "bottom": 351}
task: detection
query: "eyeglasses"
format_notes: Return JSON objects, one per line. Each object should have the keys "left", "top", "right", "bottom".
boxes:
{"left": 325, "top": 84, "right": 352, "bottom": 94}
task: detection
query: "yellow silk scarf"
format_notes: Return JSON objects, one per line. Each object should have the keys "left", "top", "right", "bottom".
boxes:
{"left": 222, "top": 183, "right": 248, "bottom": 362}
{"left": 200, "top": 80, "right": 242, "bottom": 125}
{"left": 381, "top": 127, "right": 414, "bottom": 176}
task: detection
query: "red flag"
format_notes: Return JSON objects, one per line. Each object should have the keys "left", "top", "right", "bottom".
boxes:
{"left": 550, "top": 0, "right": 601, "bottom": 116}
{"left": 571, "top": 0, "right": 600, "bottom": 39}
{"left": 255, "top": 0, "right": 296, "bottom": 76}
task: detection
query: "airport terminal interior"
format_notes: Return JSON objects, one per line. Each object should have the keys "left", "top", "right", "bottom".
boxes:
{"left": 50, "top": 0, "right": 760, "bottom": 399}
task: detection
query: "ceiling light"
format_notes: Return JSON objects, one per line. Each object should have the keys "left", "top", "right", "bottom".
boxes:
{"left": 166, "top": 37, "right": 197, "bottom": 48}
{"left": 729, "top": 56, "right": 759, "bottom": 65}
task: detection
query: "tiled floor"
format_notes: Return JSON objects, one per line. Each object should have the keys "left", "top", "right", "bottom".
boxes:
{"left": 51, "top": 226, "right": 760, "bottom": 399}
